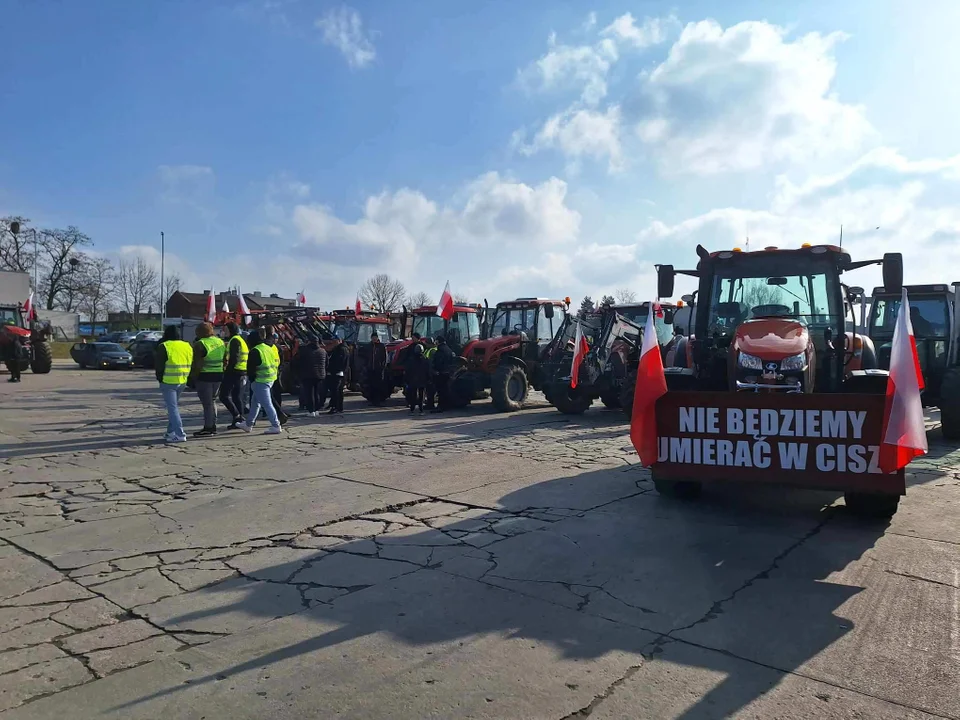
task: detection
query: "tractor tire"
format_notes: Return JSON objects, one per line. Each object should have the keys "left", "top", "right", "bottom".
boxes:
{"left": 844, "top": 492, "right": 900, "bottom": 519}
{"left": 600, "top": 391, "right": 620, "bottom": 410}
{"left": 619, "top": 373, "right": 636, "bottom": 418}
{"left": 491, "top": 363, "right": 528, "bottom": 412}
{"left": 551, "top": 384, "right": 592, "bottom": 415}
{"left": 30, "top": 341, "right": 53, "bottom": 374}
{"left": 652, "top": 471, "right": 702, "bottom": 500}
{"left": 447, "top": 368, "right": 474, "bottom": 409}
{"left": 939, "top": 367, "right": 960, "bottom": 440}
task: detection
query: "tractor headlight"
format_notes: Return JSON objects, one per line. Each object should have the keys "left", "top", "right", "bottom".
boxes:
{"left": 780, "top": 352, "right": 806, "bottom": 372}
{"left": 738, "top": 352, "right": 763, "bottom": 370}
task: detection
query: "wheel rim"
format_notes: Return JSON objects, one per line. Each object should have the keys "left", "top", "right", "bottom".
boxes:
{"left": 507, "top": 374, "right": 524, "bottom": 401}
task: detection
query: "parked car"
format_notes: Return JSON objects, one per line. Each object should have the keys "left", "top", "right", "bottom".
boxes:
{"left": 116, "top": 331, "right": 138, "bottom": 344}
{"left": 127, "top": 339, "right": 159, "bottom": 368}
{"left": 134, "top": 330, "right": 162, "bottom": 342}
{"left": 70, "top": 342, "right": 133, "bottom": 370}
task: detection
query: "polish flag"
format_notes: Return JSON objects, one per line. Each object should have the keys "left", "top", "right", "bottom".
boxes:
{"left": 297, "top": 291, "right": 306, "bottom": 306}
{"left": 237, "top": 287, "right": 252, "bottom": 325}
{"left": 205, "top": 289, "right": 216, "bottom": 322}
{"left": 879, "top": 288, "right": 928, "bottom": 473}
{"left": 221, "top": 299, "right": 229, "bottom": 313}
{"left": 436, "top": 281, "right": 454, "bottom": 320}
{"left": 630, "top": 301, "right": 668, "bottom": 466}
{"left": 569, "top": 322, "right": 590, "bottom": 389}
{"left": 355, "top": 296, "right": 362, "bottom": 318}
{"left": 22, "top": 291, "right": 35, "bottom": 321}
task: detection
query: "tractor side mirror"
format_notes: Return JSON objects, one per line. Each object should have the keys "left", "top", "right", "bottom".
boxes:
{"left": 681, "top": 294, "right": 694, "bottom": 304}
{"left": 544, "top": 304, "right": 555, "bottom": 319}
{"left": 882, "top": 253, "right": 903, "bottom": 294}
{"left": 657, "top": 265, "right": 675, "bottom": 299}
{"left": 848, "top": 286, "right": 864, "bottom": 298}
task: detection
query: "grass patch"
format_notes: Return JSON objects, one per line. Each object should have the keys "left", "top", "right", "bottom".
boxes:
{"left": 50, "top": 341, "right": 75, "bottom": 359}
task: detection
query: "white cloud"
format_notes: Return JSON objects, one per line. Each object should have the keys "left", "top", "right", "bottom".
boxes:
{"left": 637, "top": 20, "right": 873, "bottom": 174}
{"left": 517, "top": 36, "right": 618, "bottom": 106}
{"left": 316, "top": 5, "right": 376, "bottom": 68}
{"left": 601, "top": 13, "right": 673, "bottom": 48}
{"left": 636, "top": 148, "right": 960, "bottom": 294}
{"left": 516, "top": 105, "right": 623, "bottom": 172}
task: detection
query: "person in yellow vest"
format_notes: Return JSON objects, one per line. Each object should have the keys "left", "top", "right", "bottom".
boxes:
{"left": 219, "top": 322, "right": 248, "bottom": 429}
{"left": 189, "top": 323, "right": 226, "bottom": 437}
{"left": 154, "top": 325, "right": 194, "bottom": 443}
{"left": 239, "top": 330, "right": 283, "bottom": 434}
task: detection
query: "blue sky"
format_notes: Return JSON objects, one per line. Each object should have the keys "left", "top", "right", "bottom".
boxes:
{"left": 3, "top": 0, "right": 960, "bottom": 307}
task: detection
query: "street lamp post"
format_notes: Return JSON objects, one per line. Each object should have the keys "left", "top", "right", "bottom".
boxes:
{"left": 160, "top": 231, "right": 165, "bottom": 326}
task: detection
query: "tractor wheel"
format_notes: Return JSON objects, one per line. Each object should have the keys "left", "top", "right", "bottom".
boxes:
{"left": 844, "top": 492, "right": 900, "bottom": 519}
{"left": 551, "top": 384, "right": 592, "bottom": 415}
{"left": 447, "top": 368, "right": 473, "bottom": 409}
{"left": 600, "top": 391, "right": 620, "bottom": 410}
{"left": 939, "top": 367, "right": 960, "bottom": 440}
{"left": 30, "top": 341, "right": 53, "bottom": 374}
{"left": 619, "top": 373, "right": 636, "bottom": 418}
{"left": 491, "top": 363, "right": 528, "bottom": 412}
{"left": 652, "top": 471, "right": 702, "bottom": 500}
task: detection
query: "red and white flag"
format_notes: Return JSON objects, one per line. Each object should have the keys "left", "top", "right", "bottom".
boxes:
{"left": 879, "top": 288, "right": 928, "bottom": 473}
{"left": 205, "top": 289, "right": 216, "bottom": 323}
{"left": 221, "top": 299, "right": 229, "bottom": 313}
{"left": 630, "top": 301, "right": 668, "bottom": 466}
{"left": 570, "top": 321, "right": 590, "bottom": 389}
{"left": 297, "top": 291, "right": 306, "bottom": 306}
{"left": 237, "top": 287, "right": 252, "bottom": 326}
{"left": 22, "top": 291, "right": 35, "bottom": 321}
{"left": 355, "top": 296, "right": 362, "bottom": 318}
{"left": 436, "top": 281, "right": 454, "bottom": 320}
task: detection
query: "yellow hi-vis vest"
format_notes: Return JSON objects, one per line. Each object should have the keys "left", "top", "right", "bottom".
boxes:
{"left": 254, "top": 343, "right": 279, "bottom": 383}
{"left": 199, "top": 336, "right": 225, "bottom": 374}
{"left": 161, "top": 340, "right": 193, "bottom": 385}
{"left": 231, "top": 335, "right": 249, "bottom": 371}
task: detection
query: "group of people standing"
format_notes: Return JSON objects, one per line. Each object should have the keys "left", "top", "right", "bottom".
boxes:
{"left": 156, "top": 322, "right": 349, "bottom": 443}
{"left": 400, "top": 333, "right": 456, "bottom": 413}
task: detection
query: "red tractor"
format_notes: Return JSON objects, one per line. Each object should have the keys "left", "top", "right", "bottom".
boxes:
{"left": 459, "top": 297, "right": 570, "bottom": 412}
{"left": 327, "top": 310, "right": 394, "bottom": 392}
{"left": 363, "top": 304, "right": 482, "bottom": 405}
{"left": 1, "top": 303, "right": 53, "bottom": 375}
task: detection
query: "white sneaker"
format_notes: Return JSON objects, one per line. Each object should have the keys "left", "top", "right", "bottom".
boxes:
{"left": 165, "top": 434, "right": 187, "bottom": 444}
{"left": 238, "top": 422, "right": 252, "bottom": 433}
{"left": 264, "top": 426, "right": 283, "bottom": 435}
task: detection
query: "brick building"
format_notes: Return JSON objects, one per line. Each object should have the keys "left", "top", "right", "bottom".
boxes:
{"left": 165, "top": 290, "right": 297, "bottom": 319}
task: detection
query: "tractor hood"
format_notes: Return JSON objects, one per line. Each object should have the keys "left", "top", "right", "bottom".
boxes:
{"left": 733, "top": 318, "right": 808, "bottom": 361}
{"left": 3, "top": 326, "right": 30, "bottom": 339}
{"left": 464, "top": 335, "right": 521, "bottom": 356}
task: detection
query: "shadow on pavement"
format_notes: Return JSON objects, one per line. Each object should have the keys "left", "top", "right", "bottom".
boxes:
{"left": 114, "top": 468, "right": 894, "bottom": 718}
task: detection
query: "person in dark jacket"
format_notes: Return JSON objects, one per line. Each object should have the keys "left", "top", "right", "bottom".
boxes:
{"left": 404, "top": 343, "right": 430, "bottom": 413}
{"left": 366, "top": 332, "right": 388, "bottom": 406}
{"left": 295, "top": 336, "right": 327, "bottom": 416}
{"left": 430, "top": 334, "right": 456, "bottom": 413}
{"left": 326, "top": 337, "right": 349, "bottom": 414}
{"left": 219, "top": 322, "right": 248, "bottom": 429}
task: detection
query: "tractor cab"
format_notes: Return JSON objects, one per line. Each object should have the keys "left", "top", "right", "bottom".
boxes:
{"left": 658, "top": 243, "right": 902, "bottom": 393}
{"left": 867, "top": 283, "right": 959, "bottom": 407}
{"left": 406, "top": 305, "right": 481, "bottom": 354}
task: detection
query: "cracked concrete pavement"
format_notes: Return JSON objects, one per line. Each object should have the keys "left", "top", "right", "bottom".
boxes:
{"left": 1, "top": 362, "right": 959, "bottom": 718}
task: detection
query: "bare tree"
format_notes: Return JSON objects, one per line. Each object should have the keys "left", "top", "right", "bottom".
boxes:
{"left": 115, "top": 256, "right": 158, "bottom": 328}
{"left": 154, "top": 271, "right": 182, "bottom": 313}
{"left": 37, "top": 226, "right": 92, "bottom": 310}
{"left": 359, "top": 273, "right": 407, "bottom": 314}
{"left": 78, "top": 257, "right": 116, "bottom": 333}
{"left": 453, "top": 293, "right": 471, "bottom": 305}
{"left": 615, "top": 288, "right": 637, "bottom": 303}
{"left": 406, "top": 291, "right": 432, "bottom": 308}
{"left": 0, "top": 216, "right": 36, "bottom": 274}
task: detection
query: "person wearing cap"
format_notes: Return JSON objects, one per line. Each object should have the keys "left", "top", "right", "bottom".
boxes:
{"left": 430, "top": 334, "right": 456, "bottom": 413}
{"left": 295, "top": 335, "right": 327, "bottom": 417}
{"left": 326, "top": 336, "right": 348, "bottom": 414}
{"left": 155, "top": 325, "right": 194, "bottom": 442}
{"left": 2, "top": 320, "right": 24, "bottom": 383}
{"left": 219, "top": 322, "right": 248, "bottom": 430}
{"left": 190, "top": 323, "right": 225, "bottom": 437}
{"left": 239, "top": 330, "right": 282, "bottom": 434}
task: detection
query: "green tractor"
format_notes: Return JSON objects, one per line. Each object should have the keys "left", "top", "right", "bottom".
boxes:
{"left": 866, "top": 283, "right": 960, "bottom": 439}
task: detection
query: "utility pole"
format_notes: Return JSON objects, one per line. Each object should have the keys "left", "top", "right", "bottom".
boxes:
{"left": 160, "top": 231, "right": 165, "bottom": 325}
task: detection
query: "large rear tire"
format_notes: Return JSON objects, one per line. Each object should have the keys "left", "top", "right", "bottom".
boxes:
{"left": 491, "top": 363, "right": 528, "bottom": 412}
{"left": 30, "top": 341, "right": 53, "bottom": 374}
{"left": 600, "top": 391, "right": 620, "bottom": 409}
{"left": 447, "top": 367, "right": 473, "bottom": 409}
{"left": 652, "top": 471, "right": 702, "bottom": 500}
{"left": 619, "top": 372, "right": 635, "bottom": 418}
{"left": 939, "top": 367, "right": 960, "bottom": 440}
{"left": 844, "top": 492, "right": 900, "bottom": 518}
{"left": 551, "top": 384, "right": 592, "bottom": 415}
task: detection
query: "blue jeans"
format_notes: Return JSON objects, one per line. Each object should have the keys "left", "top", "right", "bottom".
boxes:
{"left": 247, "top": 381, "right": 280, "bottom": 428}
{"left": 161, "top": 383, "right": 185, "bottom": 438}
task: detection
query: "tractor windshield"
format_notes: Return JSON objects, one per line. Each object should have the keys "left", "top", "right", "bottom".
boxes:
{"left": 357, "top": 323, "right": 391, "bottom": 343}
{"left": 870, "top": 296, "right": 950, "bottom": 339}
{"left": 706, "top": 258, "right": 840, "bottom": 338}
{"left": 0, "top": 308, "right": 22, "bottom": 327}
{"left": 490, "top": 307, "right": 537, "bottom": 337}
{"left": 411, "top": 312, "right": 479, "bottom": 345}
